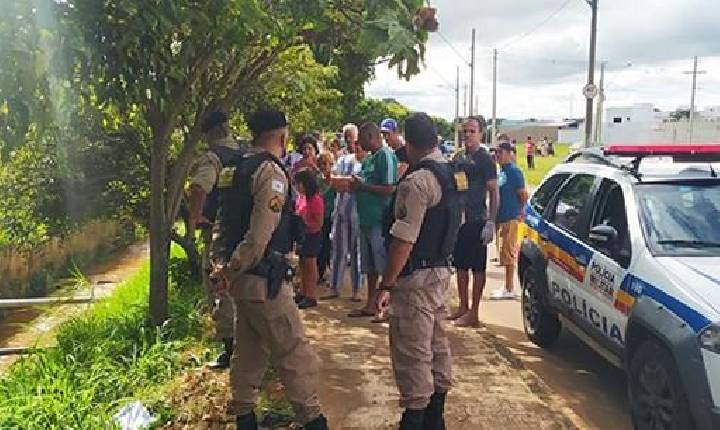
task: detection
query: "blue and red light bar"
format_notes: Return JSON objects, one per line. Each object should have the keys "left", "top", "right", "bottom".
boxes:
{"left": 603, "top": 143, "right": 720, "bottom": 157}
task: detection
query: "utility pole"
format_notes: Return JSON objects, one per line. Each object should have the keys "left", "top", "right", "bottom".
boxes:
{"left": 583, "top": 0, "right": 599, "bottom": 147}
{"left": 469, "top": 28, "right": 476, "bottom": 116}
{"left": 594, "top": 61, "right": 606, "bottom": 145}
{"left": 492, "top": 48, "right": 498, "bottom": 146}
{"left": 683, "top": 56, "right": 706, "bottom": 143}
{"left": 463, "top": 84, "right": 468, "bottom": 117}
{"left": 455, "top": 66, "right": 460, "bottom": 146}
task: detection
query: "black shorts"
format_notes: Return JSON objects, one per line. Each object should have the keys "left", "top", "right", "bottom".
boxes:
{"left": 453, "top": 221, "right": 488, "bottom": 272}
{"left": 298, "top": 231, "right": 322, "bottom": 258}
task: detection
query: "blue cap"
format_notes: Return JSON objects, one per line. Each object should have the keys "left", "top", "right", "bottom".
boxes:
{"left": 380, "top": 118, "right": 399, "bottom": 133}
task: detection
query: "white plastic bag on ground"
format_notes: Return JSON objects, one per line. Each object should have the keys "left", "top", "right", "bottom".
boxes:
{"left": 113, "top": 401, "right": 155, "bottom": 430}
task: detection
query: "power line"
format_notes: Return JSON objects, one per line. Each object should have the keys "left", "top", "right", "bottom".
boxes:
{"left": 500, "top": 0, "right": 574, "bottom": 50}
{"left": 436, "top": 31, "right": 470, "bottom": 65}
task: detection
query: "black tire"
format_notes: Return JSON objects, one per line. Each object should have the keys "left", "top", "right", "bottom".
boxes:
{"left": 521, "top": 265, "right": 561, "bottom": 347}
{"left": 629, "top": 340, "right": 695, "bottom": 430}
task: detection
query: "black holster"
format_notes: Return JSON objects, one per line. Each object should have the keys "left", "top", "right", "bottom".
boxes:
{"left": 251, "top": 250, "right": 294, "bottom": 300}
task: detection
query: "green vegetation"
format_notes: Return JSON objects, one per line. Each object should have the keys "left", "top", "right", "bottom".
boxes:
{"left": 516, "top": 143, "right": 571, "bottom": 186}
{"left": 0, "top": 246, "right": 205, "bottom": 428}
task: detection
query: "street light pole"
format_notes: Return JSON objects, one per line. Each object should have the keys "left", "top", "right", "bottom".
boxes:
{"left": 455, "top": 66, "right": 460, "bottom": 146}
{"left": 584, "top": 0, "right": 599, "bottom": 147}
{"left": 492, "top": 48, "right": 498, "bottom": 146}
{"left": 594, "top": 61, "right": 606, "bottom": 145}
{"left": 469, "top": 28, "right": 476, "bottom": 116}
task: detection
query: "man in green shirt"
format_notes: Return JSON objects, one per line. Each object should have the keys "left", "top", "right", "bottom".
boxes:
{"left": 349, "top": 122, "right": 398, "bottom": 320}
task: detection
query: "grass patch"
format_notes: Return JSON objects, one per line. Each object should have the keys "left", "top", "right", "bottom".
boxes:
{"left": 515, "top": 143, "right": 570, "bottom": 186}
{"left": 0, "top": 246, "right": 206, "bottom": 429}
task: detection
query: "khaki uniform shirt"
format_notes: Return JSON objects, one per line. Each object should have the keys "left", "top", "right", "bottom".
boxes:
{"left": 390, "top": 149, "right": 452, "bottom": 280}
{"left": 390, "top": 149, "right": 445, "bottom": 244}
{"left": 223, "top": 147, "right": 289, "bottom": 301}
{"left": 190, "top": 136, "right": 240, "bottom": 194}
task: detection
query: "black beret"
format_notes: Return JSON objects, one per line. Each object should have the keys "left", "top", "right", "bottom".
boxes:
{"left": 247, "top": 110, "right": 288, "bottom": 136}
{"left": 201, "top": 111, "right": 229, "bottom": 133}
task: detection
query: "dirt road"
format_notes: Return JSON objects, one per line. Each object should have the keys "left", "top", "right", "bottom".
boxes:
{"left": 478, "top": 252, "right": 633, "bottom": 430}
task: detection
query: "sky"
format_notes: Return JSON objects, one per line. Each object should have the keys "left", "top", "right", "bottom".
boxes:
{"left": 365, "top": 0, "right": 720, "bottom": 121}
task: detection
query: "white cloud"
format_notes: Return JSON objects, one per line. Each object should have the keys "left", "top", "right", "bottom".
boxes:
{"left": 366, "top": 0, "right": 720, "bottom": 120}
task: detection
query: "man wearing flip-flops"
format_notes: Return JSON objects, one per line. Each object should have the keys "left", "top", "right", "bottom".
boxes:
{"left": 348, "top": 122, "right": 398, "bottom": 322}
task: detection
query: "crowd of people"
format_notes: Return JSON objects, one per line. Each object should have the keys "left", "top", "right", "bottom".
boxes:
{"left": 277, "top": 115, "right": 530, "bottom": 326}
{"left": 186, "top": 109, "right": 530, "bottom": 429}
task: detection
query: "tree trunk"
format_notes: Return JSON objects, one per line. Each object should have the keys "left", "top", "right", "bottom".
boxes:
{"left": 149, "top": 128, "right": 170, "bottom": 326}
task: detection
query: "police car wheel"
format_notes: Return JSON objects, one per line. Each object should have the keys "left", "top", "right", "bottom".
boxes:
{"left": 629, "top": 340, "right": 694, "bottom": 430}
{"left": 521, "top": 266, "right": 560, "bottom": 348}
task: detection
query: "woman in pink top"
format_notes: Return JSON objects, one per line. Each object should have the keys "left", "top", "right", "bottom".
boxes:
{"left": 294, "top": 170, "right": 324, "bottom": 310}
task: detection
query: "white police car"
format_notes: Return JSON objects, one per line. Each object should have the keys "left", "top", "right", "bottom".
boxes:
{"left": 518, "top": 144, "right": 720, "bottom": 430}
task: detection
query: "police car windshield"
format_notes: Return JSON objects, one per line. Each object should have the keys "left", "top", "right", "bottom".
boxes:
{"left": 638, "top": 181, "right": 720, "bottom": 257}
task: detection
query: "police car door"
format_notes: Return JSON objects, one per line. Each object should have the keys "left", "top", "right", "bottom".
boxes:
{"left": 545, "top": 174, "right": 598, "bottom": 323}
{"left": 583, "top": 178, "right": 632, "bottom": 352}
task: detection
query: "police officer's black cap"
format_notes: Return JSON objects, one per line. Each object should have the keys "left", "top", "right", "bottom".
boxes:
{"left": 247, "top": 110, "right": 288, "bottom": 136}
{"left": 405, "top": 112, "right": 437, "bottom": 150}
{"left": 201, "top": 111, "right": 229, "bottom": 133}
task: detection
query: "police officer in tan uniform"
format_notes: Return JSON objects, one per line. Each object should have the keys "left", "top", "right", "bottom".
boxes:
{"left": 210, "top": 110, "right": 328, "bottom": 430}
{"left": 188, "top": 111, "right": 241, "bottom": 369}
{"left": 376, "top": 112, "right": 464, "bottom": 430}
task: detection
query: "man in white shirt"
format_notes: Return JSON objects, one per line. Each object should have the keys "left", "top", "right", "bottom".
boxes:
{"left": 324, "top": 123, "right": 363, "bottom": 300}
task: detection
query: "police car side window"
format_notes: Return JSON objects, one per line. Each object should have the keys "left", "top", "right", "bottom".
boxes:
{"left": 592, "top": 180, "right": 632, "bottom": 267}
{"left": 550, "top": 174, "right": 595, "bottom": 237}
{"left": 530, "top": 173, "right": 569, "bottom": 215}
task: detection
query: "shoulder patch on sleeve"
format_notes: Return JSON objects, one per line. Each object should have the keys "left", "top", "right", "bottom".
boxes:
{"left": 268, "top": 195, "right": 283, "bottom": 212}
{"left": 271, "top": 179, "right": 285, "bottom": 193}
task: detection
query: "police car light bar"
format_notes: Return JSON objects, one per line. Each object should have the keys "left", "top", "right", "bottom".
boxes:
{"left": 603, "top": 143, "right": 720, "bottom": 158}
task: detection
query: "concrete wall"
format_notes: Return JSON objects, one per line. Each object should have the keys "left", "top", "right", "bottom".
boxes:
{"left": 558, "top": 119, "right": 720, "bottom": 145}
{"left": 501, "top": 126, "right": 561, "bottom": 144}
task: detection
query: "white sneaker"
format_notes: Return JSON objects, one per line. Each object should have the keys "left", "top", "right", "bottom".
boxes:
{"left": 489, "top": 288, "right": 517, "bottom": 300}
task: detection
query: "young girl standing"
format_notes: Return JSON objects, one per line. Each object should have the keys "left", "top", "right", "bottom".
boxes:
{"left": 294, "top": 169, "right": 325, "bottom": 310}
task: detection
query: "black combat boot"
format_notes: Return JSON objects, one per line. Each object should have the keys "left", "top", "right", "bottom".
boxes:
{"left": 423, "top": 392, "right": 447, "bottom": 430}
{"left": 399, "top": 408, "right": 425, "bottom": 429}
{"left": 301, "top": 414, "right": 329, "bottom": 430}
{"left": 236, "top": 411, "right": 258, "bottom": 430}
{"left": 207, "top": 337, "right": 233, "bottom": 370}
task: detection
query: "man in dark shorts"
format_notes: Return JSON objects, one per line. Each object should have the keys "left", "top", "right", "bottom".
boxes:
{"left": 448, "top": 115, "right": 499, "bottom": 327}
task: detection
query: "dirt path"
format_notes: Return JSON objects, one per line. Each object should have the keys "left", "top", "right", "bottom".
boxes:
{"left": 303, "top": 297, "right": 586, "bottom": 430}
{"left": 0, "top": 242, "right": 148, "bottom": 372}
{"left": 164, "top": 282, "right": 588, "bottom": 430}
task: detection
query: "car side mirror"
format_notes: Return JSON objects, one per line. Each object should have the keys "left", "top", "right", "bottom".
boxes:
{"left": 589, "top": 224, "right": 618, "bottom": 245}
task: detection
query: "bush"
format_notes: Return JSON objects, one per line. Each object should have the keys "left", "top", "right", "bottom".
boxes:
{"left": 0, "top": 247, "right": 204, "bottom": 428}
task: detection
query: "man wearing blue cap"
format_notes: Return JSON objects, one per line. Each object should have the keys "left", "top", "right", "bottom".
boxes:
{"left": 381, "top": 117, "right": 410, "bottom": 178}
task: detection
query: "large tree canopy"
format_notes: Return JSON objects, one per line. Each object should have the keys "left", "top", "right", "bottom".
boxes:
{"left": 37, "top": 0, "right": 433, "bottom": 324}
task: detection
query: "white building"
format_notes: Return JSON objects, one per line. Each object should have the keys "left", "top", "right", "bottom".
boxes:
{"left": 558, "top": 103, "right": 720, "bottom": 145}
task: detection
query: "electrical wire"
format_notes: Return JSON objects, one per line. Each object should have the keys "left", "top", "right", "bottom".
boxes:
{"left": 500, "top": 0, "right": 574, "bottom": 50}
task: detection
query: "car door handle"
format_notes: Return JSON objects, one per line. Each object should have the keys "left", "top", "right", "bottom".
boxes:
{"left": 574, "top": 255, "right": 586, "bottom": 265}
{"left": 539, "top": 231, "right": 550, "bottom": 241}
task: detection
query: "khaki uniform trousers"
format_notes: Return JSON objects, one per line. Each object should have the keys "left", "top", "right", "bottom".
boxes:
{"left": 201, "top": 229, "right": 235, "bottom": 340}
{"left": 389, "top": 268, "right": 453, "bottom": 410}
{"left": 229, "top": 275, "right": 321, "bottom": 424}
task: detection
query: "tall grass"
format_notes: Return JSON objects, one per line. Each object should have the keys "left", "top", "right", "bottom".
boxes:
{"left": 0, "top": 246, "right": 204, "bottom": 429}
{"left": 515, "top": 143, "right": 571, "bottom": 186}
